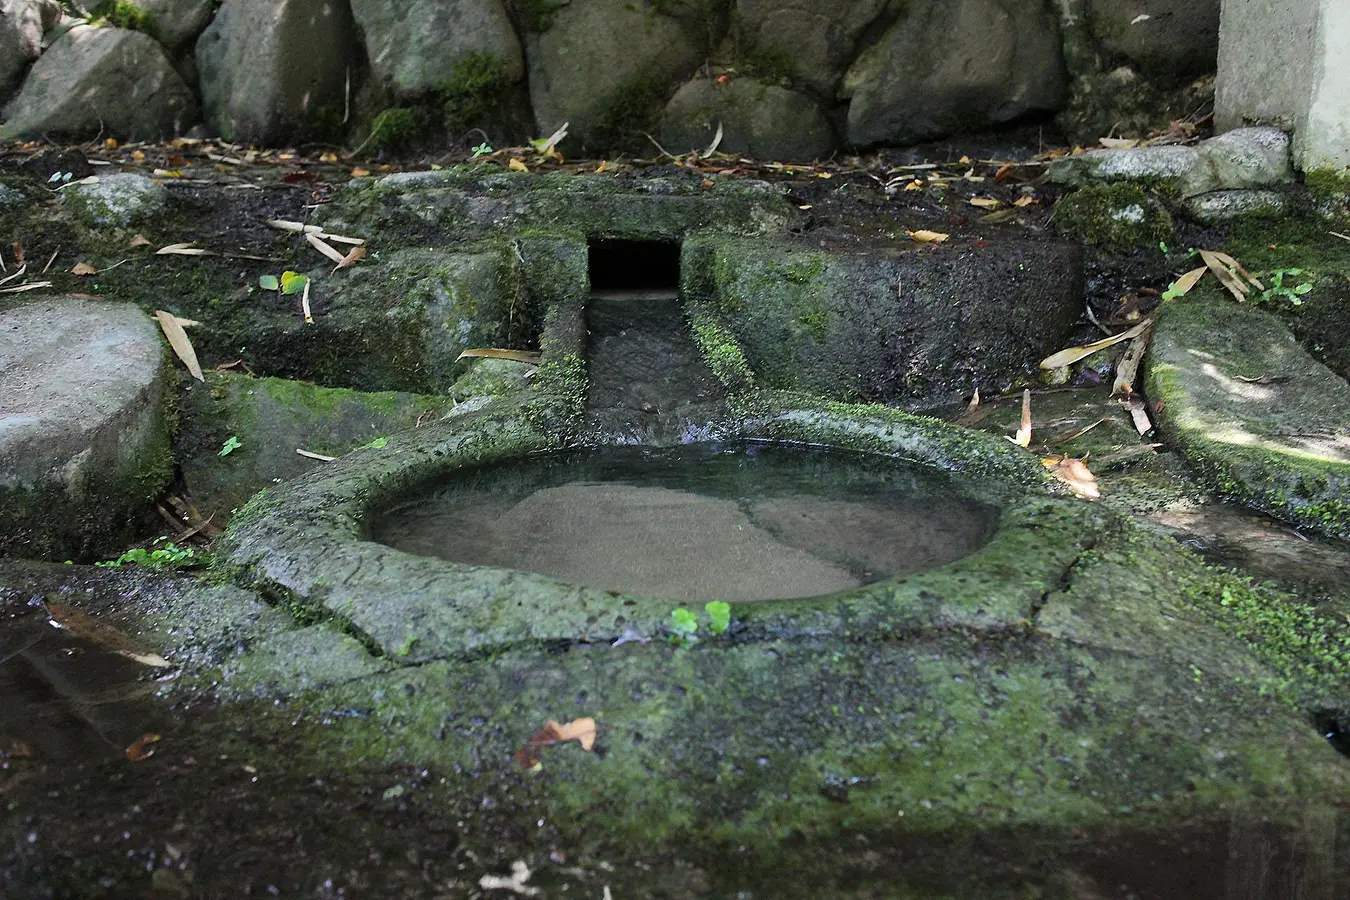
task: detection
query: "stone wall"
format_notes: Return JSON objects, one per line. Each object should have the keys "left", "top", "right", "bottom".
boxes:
{"left": 0, "top": 0, "right": 1221, "bottom": 158}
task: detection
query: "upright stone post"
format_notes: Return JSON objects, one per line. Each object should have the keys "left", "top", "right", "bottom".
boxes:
{"left": 1215, "top": 0, "right": 1350, "bottom": 171}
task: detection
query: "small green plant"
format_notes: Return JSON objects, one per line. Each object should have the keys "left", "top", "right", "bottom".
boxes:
{"left": 1256, "top": 268, "right": 1313, "bottom": 306}
{"left": 219, "top": 435, "right": 241, "bottom": 456}
{"left": 360, "top": 436, "right": 388, "bottom": 450}
{"left": 669, "top": 607, "right": 699, "bottom": 645}
{"left": 705, "top": 601, "right": 732, "bottom": 635}
{"left": 669, "top": 602, "right": 733, "bottom": 645}
{"left": 471, "top": 142, "right": 494, "bottom": 159}
{"left": 96, "top": 537, "right": 200, "bottom": 570}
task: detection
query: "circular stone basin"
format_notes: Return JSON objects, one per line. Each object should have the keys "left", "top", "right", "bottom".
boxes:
{"left": 372, "top": 443, "right": 1000, "bottom": 602}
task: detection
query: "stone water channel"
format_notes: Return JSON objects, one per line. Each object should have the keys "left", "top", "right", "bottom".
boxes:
{"left": 2, "top": 165, "right": 1350, "bottom": 897}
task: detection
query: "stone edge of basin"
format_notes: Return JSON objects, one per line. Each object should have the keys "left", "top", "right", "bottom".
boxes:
{"left": 215, "top": 390, "right": 1097, "bottom": 664}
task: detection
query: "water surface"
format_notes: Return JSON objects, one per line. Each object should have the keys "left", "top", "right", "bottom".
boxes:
{"left": 374, "top": 443, "right": 1000, "bottom": 602}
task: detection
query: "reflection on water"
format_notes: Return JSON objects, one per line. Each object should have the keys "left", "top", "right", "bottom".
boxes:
{"left": 0, "top": 602, "right": 161, "bottom": 776}
{"left": 372, "top": 443, "right": 1001, "bottom": 602}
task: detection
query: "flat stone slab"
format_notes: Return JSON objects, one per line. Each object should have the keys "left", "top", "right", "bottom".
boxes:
{"left": 1146, "top": 294, "right": 1350, "bottom": 538}
{"left": 0, "top": 297, "right": 171, "bottom": 559}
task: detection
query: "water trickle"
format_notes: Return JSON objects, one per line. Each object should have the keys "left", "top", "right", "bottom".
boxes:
{"left": 373, "top": 443, "right": 1000, "bottom": 602}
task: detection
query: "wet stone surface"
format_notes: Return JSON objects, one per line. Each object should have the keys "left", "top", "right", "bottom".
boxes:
{"left": 374, "top": 444, "right": 1000, "bottom": 602}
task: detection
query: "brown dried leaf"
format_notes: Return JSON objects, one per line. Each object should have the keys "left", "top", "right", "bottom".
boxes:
{"left": 907, "top": 229, "right": 950, "bottom": 243}
{"left": 333, "top": 244, "right": 367, "bottom": 271}
{"left": 1206, "top": 250, "right": 1264, "bottom": 290}
{"left": 156, "top": 242, "right": 213, "bottom": 256}
{"left": 70, "top": 262, "right": 97, "bottom": 275}
{"left": 1039, "top": 320, "right": 1151, "bottom": 369}
{"left": 514, "top": 717, "right": 598, "bottom": 768}
{"left": 154, "top": 309, "right": 204, "bottom": 381}
{"left": 128, "top": 234, "right": 151, "bottom": 248}
{"left": 1013, "top": 195, "right": 1038, "bottom": 208}
{"left": 45, "top": 603, "right": 172, "bottom": 667}
{"left": 1199, "top": 249, "right": 1250, "bottom": 302}
{"left": 968, "top": 197, "right": 1001, "bottom": 209}
{"left": 1042, "top": 455, "right": 1100, "bottom": 500}
{"left": 125, "top": 733, "right": 162, "bottom": 761}
{"left": 1165, "top": 265, "right": 1208, "bottom": 299}
{"left": 304, "top": 231, "right": 346, "bottom": 265}
{"left": 1112, "top": 322, "right": 1153, "bottom": 396}
{"left": 1121, "top": 394, "right": 1154, "bottom": 435}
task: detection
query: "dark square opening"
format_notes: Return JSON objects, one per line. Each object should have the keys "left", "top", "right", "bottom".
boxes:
{"left": 588, "top": 239, "right": 681, "bottom": 294}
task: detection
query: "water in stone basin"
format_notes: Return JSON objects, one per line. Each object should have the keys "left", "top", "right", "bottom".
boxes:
{"left": 372, "top": 443, "right": 1000, "bottom": 602}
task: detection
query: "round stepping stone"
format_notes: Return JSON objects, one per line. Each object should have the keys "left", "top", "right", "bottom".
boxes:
{"left": 0, "top": 297, "right": 172, "bottom": 560}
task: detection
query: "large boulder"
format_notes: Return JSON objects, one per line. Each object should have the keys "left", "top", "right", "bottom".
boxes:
{"left": 660, "top": 76, "right": 836, "bottom": 161}
{"left": 135, "top": 0, "right": 216, "bottom": 51}
{"left": 0, "top": 24, "right": 197, "bottom": 141}
{"left": 0, "top": 0, "right": 60, "bottom": 105}
{"left": 732, "top": 0, "right": 891, "bottom": 96}
{"left": 0, "top": 298, "right": 173, "bottom": 561}
{"left": 196, "top": 0, "right": 357, "bottom": 144}
{"left": 842, "top": 0, "right": 1067, "bottom": 146}
{"left": 349, "top": 0, "right": 522, "bottom": 100}
{"left": 525, "top": 0, "right": 709, "bottom": 152}
{"left": 1087, "top": 0, "right": 1220, "bottom": 83}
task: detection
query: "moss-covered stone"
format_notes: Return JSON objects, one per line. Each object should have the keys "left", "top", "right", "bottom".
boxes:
{"left": 175, "top": 370, "right": 460, "bottom": 525}
{"left": 694, "top": 235, "right": 1082, "bottom": 407}
{"left": 1053, "top": 183, "right": 1173, "bottom": 253}
{"left": 1145, "top": 292, "right": 1350, "bottom": 539}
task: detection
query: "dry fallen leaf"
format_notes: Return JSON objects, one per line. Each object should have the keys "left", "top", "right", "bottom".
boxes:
{"left": 1120, "top": 394, "right": 1154, "bottom": 435}
{"left": 70, "top": 262, "right": 97, "bottom": 275}
{"left": 907, "top": 230, "right": 950, "bottom": 243}
{"left": 1039, "top": 320, "right": 1151, "bottom": 369}
{"left": 514, "top": 717, "right": 598, "bottom": 769}
{"left": 1043, "top": 455, "right": 1100, "bottom": 500}
{"left": 1013, "top": 195, "right": 1038, "bottom": 208}
{"left": 125, "top": 733, "right": 162, "bottom": 761}
{"left": 1165, "top": 265, "right": 1208, "bottom": 299}
{"left": 296, "top": 448, "right": 338, "bottom": 462}
{"left": 46, "top": 603, "right": 172, "bottom": 667}
{"left": 350, "top": 167, "right": 371, "bottom": 177}
{"left": 968, "top": 197, "right": 1000, "bottom": 209}
{"left": 509, "top": 158, "right": 529, "bottom": 172}
{"left": 457, "top": 348, "right": 542, "bottom": 365}
{"left": 156, "top": 242, "right": 213, "bottom": 256}
{"left": 1007, "top": 389, "right": 1032, "bottom": 448}
{"left": 129, "top": 234, "right": 151, "bottom": 248}
{"left": 333, "top": 244, "right": 367, "bottom": 271}
{"left": 1198, "top": 249, "right": 1254, "bottom": 302}
{"left": 305, "top": 232, "right": 346, "bottom": 265}
{"left": 154, "top": 310, "right": 204, "bottom": 380}
{"left": 1112, "top": 322, "right": 1153, "bottom": 396}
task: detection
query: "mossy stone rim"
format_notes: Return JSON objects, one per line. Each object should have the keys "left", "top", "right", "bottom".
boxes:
{"left": 216, "top": 390, "right": 1094, "bottom": 663}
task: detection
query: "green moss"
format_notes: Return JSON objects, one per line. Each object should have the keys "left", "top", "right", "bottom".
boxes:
{"left": 588, "top": 75, "right": 670, "bottom": 154}
{"left": 689, "top": 309, "right": 755, "bottom": 391}
{"left": 1054, "top": 183, "right": 1173, "bottom": 253}
{"left": 440, "top": 52, "right": 510, "bottom": 130}
{"left": 1180, "top": 568, "right": 1350, "bottom": 706}
{"left": 92, "top": 0, "right": 155, "bottom": 32}
{"left": 364, "top": 107, "right": 422, "bottom": 152}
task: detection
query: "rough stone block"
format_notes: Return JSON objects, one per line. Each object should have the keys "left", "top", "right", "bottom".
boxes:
{"left": 0, "top": 298, "right": 172, "bottom": 560}
{"left": 1216, "top": 0, "right": 1350, "bottom": 171}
